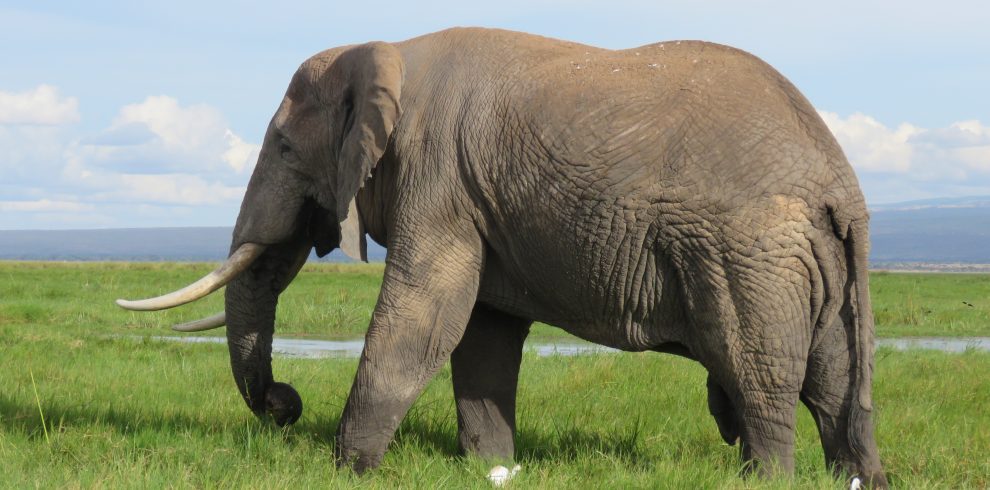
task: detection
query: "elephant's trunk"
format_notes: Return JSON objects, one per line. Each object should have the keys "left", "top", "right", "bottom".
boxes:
{"left": 223, "top": 241, "right": 310, "bottom": 426}
{"left": 225, "top": 265, "right": 277, "bottom": 415}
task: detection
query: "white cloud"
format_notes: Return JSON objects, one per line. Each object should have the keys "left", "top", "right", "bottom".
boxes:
{"left": 0, "top": 85, "right": 79, "bottom": 125}
{"left": 917, "top": 120, "right": 990, "bottom": 173}
{"left": 821, "top": 111, "right": 990, "bottom": 202}
{"left": 955, "top": 146, "right": 990, "bottom": 172}
{"left": 115, "top": 96, "right": 224, "bottom": 154}
{"left": 0, "top": 91, "right": 261, "bottom": 228}
{"left": 0, "top": 124, "right": 70, "bottom": 181}
{"left": 0, "top": 199, "right": 93, "bottom": 212}
{"left": 223, "top": 129, "right": 260, "bottom": 173}
{"left": 818, "top": 111, "right": 921, "bottom": 173}
{"left": 91, "top": 174, "right": 246, "bottom": 206}
{"left": 72, "top": 95, "right": 260, "bottom": 176}
{"left": 56, "top": 95, "right": 261, "bottom": 212}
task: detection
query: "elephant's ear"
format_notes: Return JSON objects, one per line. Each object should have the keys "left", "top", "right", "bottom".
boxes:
{"left": 333, "top": 42, "right": 404, "bottom": 262}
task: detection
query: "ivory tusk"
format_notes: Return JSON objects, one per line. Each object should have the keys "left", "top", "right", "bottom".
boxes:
{"left": 115, "top": 243, "right": 266, "bottom": 311}
{"left": 172, "top": 311, "right": 226, "bottom": 332}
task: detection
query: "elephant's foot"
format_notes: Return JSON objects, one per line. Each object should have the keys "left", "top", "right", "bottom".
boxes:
{"left": 334, "top": 435, "right": 387, "bottom": 474}
{"left": 333, "top": 395, "right": 409, "bottom": 474}
{"left": 456, "top": 401, "right": 515, "bottom": 460}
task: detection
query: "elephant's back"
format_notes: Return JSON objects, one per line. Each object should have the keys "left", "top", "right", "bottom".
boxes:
{"left": 409, "top": 28, "right": 861, "bottom": 224}
{"left": 493, "top": 37, "right": 854, "bottom": 211}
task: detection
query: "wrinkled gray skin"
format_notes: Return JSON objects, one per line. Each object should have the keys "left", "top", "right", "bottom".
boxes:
{"left": 225, "top": 28, "right": 886, "bottom": 486}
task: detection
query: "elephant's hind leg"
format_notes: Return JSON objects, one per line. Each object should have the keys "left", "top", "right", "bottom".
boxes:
{"left": 706, "top": 375, "right": 740, "bottom": 445}
{"left": 801, "top": 316, "right": 887, "bottom": 488}
{"left": 451, "top": 305, "right": 531, "bottom": 459}
{"left": 684, "top": 256, "right": 811, "bottom": 478}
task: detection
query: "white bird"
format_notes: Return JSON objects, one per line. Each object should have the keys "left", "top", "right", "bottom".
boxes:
{"left": 487, "top": 464, "right": 521, "bottom": 487}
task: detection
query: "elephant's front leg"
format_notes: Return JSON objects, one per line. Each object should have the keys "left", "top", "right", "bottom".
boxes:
{"left": 451, "top": 305, "right": 531, "bottom": 459}
{"left": 334, "top": 231, "right": 483, "bottom": 473}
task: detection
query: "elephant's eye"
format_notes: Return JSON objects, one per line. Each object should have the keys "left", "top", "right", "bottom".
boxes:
{"left": 279, "top": 139, "right": 296, "bottom": 160}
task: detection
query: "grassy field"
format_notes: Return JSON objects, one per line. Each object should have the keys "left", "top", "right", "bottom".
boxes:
{"left": 1, "top": 262, "right": 990, "bottom": 487}
{"left": 3, "top": 261, "right": 990, "bottom": 339}
{"left": 870, "top": 271, "right": 990, "bottom": 337}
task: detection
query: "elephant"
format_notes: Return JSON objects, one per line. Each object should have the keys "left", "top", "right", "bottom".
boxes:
{"left": 117, "top": 27, "right": 887, "bottom": 487}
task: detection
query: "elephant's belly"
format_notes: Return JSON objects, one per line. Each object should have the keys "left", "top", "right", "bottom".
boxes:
{"left": 476, "top": 249, "right": 687, "bottom": 352}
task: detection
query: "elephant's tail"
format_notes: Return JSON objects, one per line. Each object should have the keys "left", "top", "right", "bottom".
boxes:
{"left": 828, "top": 204, "right": 877, "bottom": 464}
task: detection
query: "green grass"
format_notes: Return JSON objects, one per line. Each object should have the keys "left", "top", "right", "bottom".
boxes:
{"left": 0, "top": 261, "right": 384, "bottom": 339}
{"left": 871, "top": 271, "right": 990, "bottom": 337}
{"left": 3, "top": 261, "right": 990, "bottom": 339}
{"left": 1, "top": 328, "right": 988, "bottom": 487}
{"left": 1, "top": 262, "right": 989, "bottom": 487}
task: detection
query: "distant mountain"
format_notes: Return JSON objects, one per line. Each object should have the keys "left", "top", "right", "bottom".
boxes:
{"left": 2, "top": 196, "right": 990, "bottom": 265}
{"left": 0, "top": 227, "right": 387, "bottom": 262}
{"left": 869, "top": 195, "right": 990, "bottom": 212}
{"left": 869, "top": 197, "right": 990, "bottom": 264}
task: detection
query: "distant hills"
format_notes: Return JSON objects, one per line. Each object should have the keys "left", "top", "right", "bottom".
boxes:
{"left": 868, "top": 196, "right": 990, "bottom": 268}
{"left": 2, "top": 196, "right": 990, "bottom": 267}
{"left": 0, "top": 227, "right": 387, "bottom": 262}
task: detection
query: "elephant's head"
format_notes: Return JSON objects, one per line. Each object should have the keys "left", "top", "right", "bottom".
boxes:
{"left": 116, "top": 42, "right": 404, "bottom": 425}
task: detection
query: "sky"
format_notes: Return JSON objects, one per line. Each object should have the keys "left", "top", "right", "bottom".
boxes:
{"left": 1, "top": 0, "right": 988, "bottom": 229}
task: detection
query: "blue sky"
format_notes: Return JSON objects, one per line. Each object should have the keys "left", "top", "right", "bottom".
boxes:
{"left": 1, "top": 0, "right": 988, "bottom": 229}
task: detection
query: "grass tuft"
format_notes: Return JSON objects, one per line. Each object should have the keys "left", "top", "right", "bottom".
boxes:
{"left": 29, "top": 370, "right": 50, "bottom": 445}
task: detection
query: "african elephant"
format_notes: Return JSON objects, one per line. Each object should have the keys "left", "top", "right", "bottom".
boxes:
{"left": 117, "top": 27, "right": 887, "bottom": 487}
